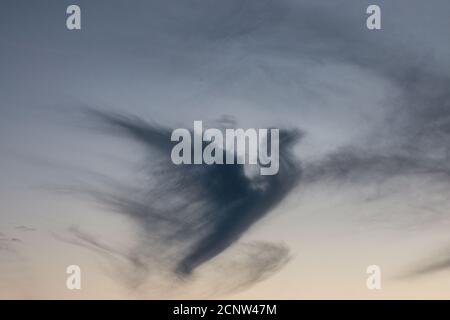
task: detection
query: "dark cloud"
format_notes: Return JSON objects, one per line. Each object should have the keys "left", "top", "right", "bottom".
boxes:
{"left": 63, "top": 109, "right": 301, "bottom": 291}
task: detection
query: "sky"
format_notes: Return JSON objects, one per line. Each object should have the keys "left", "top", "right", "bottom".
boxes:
{"left": 1, "top": 0, "right": 450, "bottom": 299}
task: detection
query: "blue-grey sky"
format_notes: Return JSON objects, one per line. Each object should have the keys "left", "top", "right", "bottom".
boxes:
{"left": 2, "top": 0, "right": 450, "bottom": 298}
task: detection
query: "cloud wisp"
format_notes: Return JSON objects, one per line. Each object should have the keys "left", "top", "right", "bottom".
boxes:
{"left": 64, "top": 109, "right": 301, "bottom": 291}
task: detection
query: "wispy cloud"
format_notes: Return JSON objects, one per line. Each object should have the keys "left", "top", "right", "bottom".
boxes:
{"left": 61, "top": 109, "right": 301, "bottom": 291}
